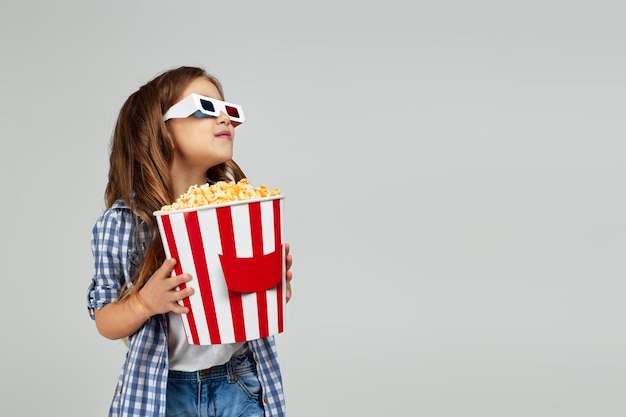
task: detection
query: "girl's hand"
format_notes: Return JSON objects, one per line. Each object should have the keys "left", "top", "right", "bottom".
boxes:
{"left": 94, "top": 258, "right": 192, "bottom": 340}
{"left": 134, "top": 258, "right": 193, "bottom": 317}
{"left": 285, "top": 243, "right": 293, "bottom": 302}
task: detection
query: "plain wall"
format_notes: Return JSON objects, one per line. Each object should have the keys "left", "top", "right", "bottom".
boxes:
{"left": 0, "top": 1, "right": 624, "bottom": 416}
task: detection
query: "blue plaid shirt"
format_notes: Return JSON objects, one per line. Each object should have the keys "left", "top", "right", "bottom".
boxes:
{"left": 87, "top": 200, "right": 286, "bottom": 417}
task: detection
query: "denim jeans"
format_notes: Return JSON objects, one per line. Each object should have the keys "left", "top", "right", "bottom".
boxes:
{"left": 166, "top": 353, "right": 264, "bottom": 417}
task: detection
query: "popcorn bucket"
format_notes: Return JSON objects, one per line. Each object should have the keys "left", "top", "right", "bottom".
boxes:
{"left": 153, "top": 196, "right": 286, "bottom": 345}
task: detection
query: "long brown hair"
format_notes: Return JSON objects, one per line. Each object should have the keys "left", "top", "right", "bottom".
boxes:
{"left": 106, "top": 66, "right": 246, "bottom": 301}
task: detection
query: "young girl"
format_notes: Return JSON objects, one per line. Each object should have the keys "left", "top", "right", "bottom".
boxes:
{"left": 87, "top": 66, "right": 293, "bottom": 417}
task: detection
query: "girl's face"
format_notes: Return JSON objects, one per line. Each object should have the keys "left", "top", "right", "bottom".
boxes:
{"left": 167, "top": 77, "right": 235, "bottom": 177}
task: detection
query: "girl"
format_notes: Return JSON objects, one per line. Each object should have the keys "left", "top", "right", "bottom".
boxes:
{"left": 87, "top": 66, "right": 292, "bottom": 417}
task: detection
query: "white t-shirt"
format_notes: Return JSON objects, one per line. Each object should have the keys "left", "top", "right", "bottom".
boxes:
{"left": 167, "top": 312, "right": 249, "bottom": 371}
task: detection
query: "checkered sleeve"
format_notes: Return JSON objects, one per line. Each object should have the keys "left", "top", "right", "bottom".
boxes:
{"left": 86, "top": 202, "right": 138, "bottom": 319}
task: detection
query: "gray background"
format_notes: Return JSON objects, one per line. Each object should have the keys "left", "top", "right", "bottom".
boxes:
{"left": 1, "top": 1, "right": 624, "bottom": 416}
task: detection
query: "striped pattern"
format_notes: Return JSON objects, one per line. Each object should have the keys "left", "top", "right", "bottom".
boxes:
{"left": 155, "top": 197, "right": 286, "bottom": 345}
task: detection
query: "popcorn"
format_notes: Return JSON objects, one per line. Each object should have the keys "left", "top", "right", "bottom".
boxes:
{"left": 161, "top": 178, "right": 281, "bottom": 211}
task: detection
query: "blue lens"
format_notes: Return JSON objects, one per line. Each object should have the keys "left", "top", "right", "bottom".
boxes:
{"left": 200, "top": 99, "right": 216, "bottom": 112}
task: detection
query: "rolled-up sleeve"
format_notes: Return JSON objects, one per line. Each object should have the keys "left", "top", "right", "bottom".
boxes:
{"left": 87, "top": 205, "right": 134, "bottom": 320}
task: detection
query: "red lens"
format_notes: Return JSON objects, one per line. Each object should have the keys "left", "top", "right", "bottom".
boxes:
{"left": 225, "top": 105, "right": 240, "bottom": 118}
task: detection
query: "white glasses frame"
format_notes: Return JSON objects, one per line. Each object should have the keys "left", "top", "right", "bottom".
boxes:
{"left": 163, "top": 93, "right": 245, "bottom": 126}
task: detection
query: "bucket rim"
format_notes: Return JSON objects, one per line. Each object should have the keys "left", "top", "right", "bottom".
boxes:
{"left": 153, "top": 194, "right": 285, "bottom": 216}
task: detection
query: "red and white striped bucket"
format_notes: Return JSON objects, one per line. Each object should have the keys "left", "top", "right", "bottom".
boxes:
{"left": 153, "top": 196, "right": 286, "bottom": 345}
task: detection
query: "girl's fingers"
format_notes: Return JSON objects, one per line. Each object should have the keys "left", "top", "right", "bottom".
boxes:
{"left": 170, "top": 302, "right": 190, "bottom": 315}
{"left": 174, "top": 285, "right": 193, "bottom": 299}
{"left": 286, "top": 281, "right": 292, "bottom": 303}
{"left": 169, "top": 273, "right": 191, "bottom": 289}
{"left": 156, "top": 258, "right": 177, "bottom": 277}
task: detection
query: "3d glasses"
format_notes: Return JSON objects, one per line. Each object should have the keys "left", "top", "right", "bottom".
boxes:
{"left": 163, "top": 93, "right": 245, "bottom": 126}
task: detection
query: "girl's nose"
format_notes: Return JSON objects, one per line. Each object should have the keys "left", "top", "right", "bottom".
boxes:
{"left": 216, "top": 111, "right": 232, "bottom": 125}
